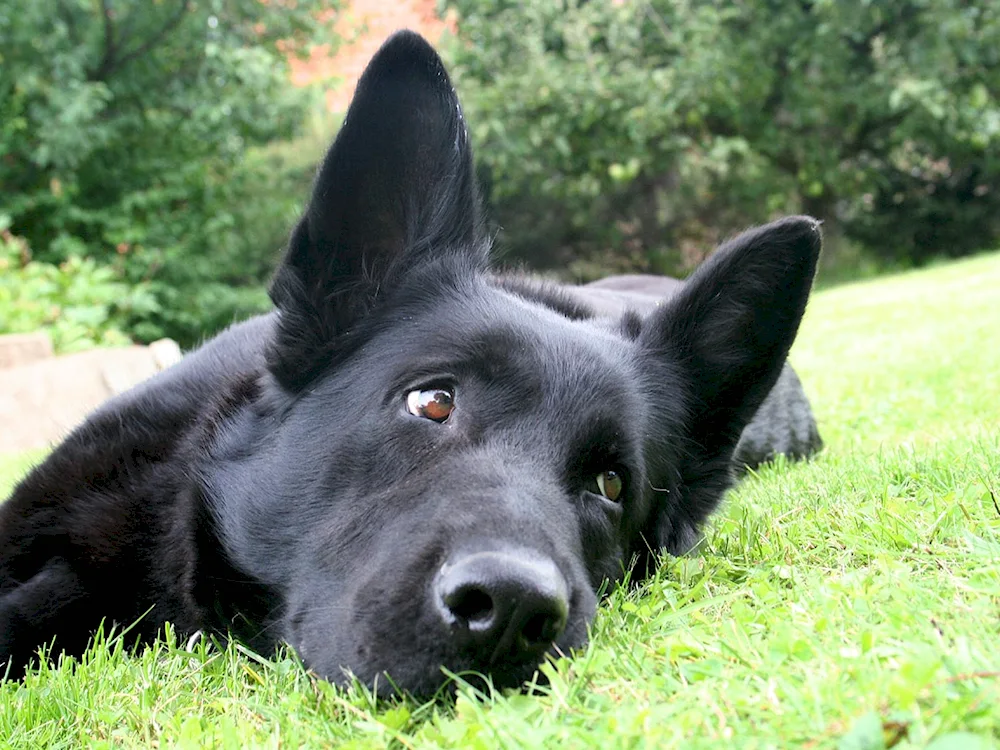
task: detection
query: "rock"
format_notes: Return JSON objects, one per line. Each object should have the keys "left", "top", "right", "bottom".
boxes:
{"left": 0, "top": 341, "right": 182, "bottom": 454}
{"left": 0, "top": 332, "right": 54, "bottom": 369}
{"left": 148, "top": 338, "right": 183, "bottom": 370}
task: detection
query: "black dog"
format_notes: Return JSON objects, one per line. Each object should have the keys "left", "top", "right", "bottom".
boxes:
{"left": 0, "top": 31, "right": 821, "bottom": 696}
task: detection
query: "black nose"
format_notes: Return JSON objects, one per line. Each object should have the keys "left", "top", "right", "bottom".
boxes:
{"left": 435, "top": 550, "right": 569, "bottom": 663}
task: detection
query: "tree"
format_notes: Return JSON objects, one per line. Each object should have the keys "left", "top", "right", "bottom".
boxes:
{"left": 0, "top": 0, "right": 342, "bottom": 343}
{"left": 442, "top": 0, "right": 1000, "bottom": 274}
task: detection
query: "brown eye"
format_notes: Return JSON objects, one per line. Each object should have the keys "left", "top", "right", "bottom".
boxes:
{"left": 406, "top": 388, "right": 455, "bottom": 422}
{"left": 594, "top": 470, "right": 623, "bottom": 502}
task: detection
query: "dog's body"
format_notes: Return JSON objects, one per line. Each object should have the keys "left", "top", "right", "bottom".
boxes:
{"left": 0, "top": 32, "right": 821, "bottom": 695}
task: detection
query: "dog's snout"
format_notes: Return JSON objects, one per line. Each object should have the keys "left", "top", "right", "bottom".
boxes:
{"left": 435, "top": 550, "right": 569, "bottom": 663}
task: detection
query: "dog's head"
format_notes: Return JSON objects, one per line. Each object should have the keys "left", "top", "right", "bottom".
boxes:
{"left": 197, "top": 31, "right": 820, "bottom": 696}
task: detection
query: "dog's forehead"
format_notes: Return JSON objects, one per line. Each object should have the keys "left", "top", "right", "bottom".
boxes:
{"left": 393, "top": 282, "right": 645, "bottom": 404}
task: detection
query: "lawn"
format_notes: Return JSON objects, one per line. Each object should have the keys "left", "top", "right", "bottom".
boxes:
{"left": 1, "top": 252, "right": 998, "bottom": 749}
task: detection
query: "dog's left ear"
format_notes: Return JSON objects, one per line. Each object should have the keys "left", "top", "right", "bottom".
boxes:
{"left": 268, "top": 31, "right": 484, "bottom": 390}
{"left": 638, "top": 216, "right": 821, "bottom": 557}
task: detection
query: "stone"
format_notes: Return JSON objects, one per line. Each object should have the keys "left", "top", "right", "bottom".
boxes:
{"left": 0, "top": 341, "right": 182, "bottom": 455}
{"left": 0, "top": 332, "right": 54, "bottom": 369}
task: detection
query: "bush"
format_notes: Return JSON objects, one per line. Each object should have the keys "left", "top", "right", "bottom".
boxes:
{"left": 441, "top": 0, "right": 1000, "bottom": 276}
{"left": 0, "top": 0, "right": 342, "bottom": 346}
{"left": 0, "top": 217, "right": 155, "bottom": 353}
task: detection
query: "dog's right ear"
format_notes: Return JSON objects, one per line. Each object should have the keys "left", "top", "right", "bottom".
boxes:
{"left": 268, "top": 31, "right": 485, "bottom": 391}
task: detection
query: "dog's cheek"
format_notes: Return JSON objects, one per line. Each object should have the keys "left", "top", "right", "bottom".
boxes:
{"left": 575, "top": 499, "right": 627, "bottom": 592}
{"left": 285, "top": 536, "right": 445, "bottom": 690}
{"left": 274, "top": 526, "right": 372, "bottom": 682}
{"left": 338, "top": 561, "right": 455, "bottom": 692}
{"left": 279, "top": 581, "right": 350, "bottom": 682}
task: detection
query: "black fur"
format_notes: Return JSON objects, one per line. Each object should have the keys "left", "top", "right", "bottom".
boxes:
{"left": 0, "top": 31, "right": 821, "bottom": 696}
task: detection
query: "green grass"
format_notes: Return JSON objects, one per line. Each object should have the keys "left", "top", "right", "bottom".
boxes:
{"left": 2, "top": 252, "right": 999, "bottom": 749}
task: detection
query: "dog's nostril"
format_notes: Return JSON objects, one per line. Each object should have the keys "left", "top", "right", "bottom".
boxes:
{"left": 520, "top": 609, "right": 565, "bottom": 649}
{"left": 444, "top": 586, "right": 494, "bottom": 624}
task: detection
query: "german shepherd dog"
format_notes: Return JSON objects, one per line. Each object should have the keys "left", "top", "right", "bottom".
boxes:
{"left": 0, "top": 31, "right": 822, "bottom": 696}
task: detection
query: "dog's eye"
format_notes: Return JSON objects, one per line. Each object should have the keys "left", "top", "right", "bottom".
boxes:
{"left": 592, "top": 469, "right": 623, "bottom": 502}
{"left": 406, "top": 388, "right": 455, "bottom": 422}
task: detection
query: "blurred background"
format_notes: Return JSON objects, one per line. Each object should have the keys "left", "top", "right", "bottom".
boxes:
{"left": 1, "top": 0, "right": 998, "bottom": 351}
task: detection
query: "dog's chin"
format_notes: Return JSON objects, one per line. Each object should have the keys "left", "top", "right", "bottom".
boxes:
{"left": 322, "top": 655, "right": 562, "bottom": 700}
{"left": 305, "top": 627, "right": 590, "bottom": 700}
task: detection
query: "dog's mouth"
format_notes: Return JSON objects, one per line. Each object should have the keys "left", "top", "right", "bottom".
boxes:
{"left": 430, "top": 654, "right": 565, "bottom": 698}
{"left": 343, "top": 627, "right": 587, "bottom": 700}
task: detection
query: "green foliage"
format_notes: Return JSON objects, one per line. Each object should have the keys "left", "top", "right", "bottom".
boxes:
{"left": 0, "top": 217, "right": 154, "bottom": 352}
{"left": 0, "top": 0, "right": 341, "bottom": 345}
{"left": 441, "top": 0, "right": 1000, "bottom": 275}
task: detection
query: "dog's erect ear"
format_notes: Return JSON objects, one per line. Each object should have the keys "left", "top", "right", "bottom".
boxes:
{"left": 639, "top": 216, "right": 821, "bottom": 556}
{"left": 268, "top": 31, "right": 484, "bottom": 390}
